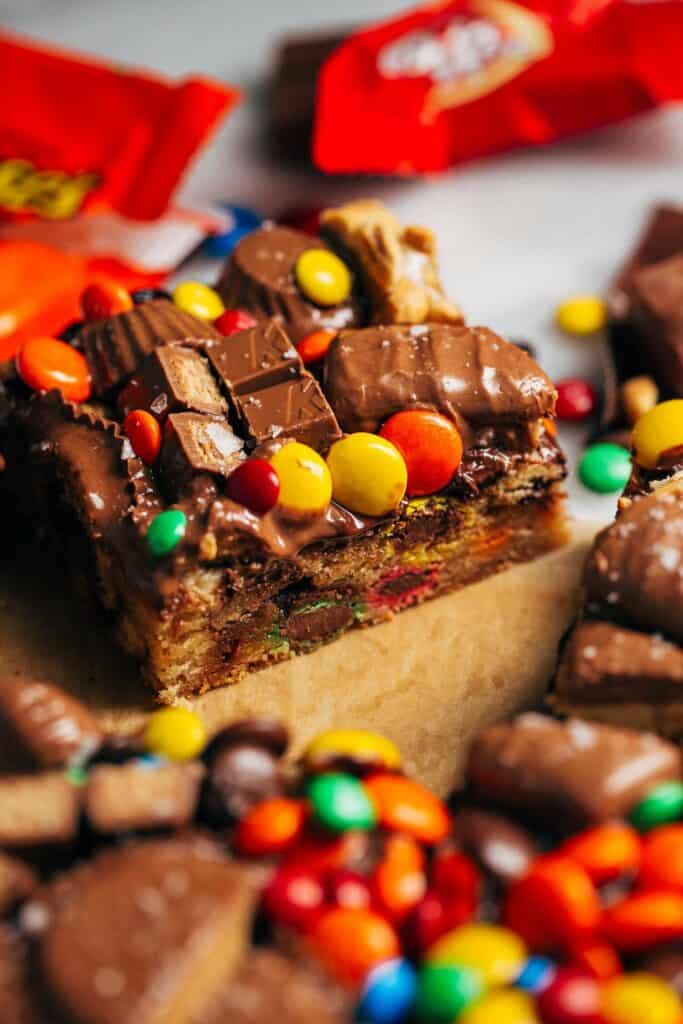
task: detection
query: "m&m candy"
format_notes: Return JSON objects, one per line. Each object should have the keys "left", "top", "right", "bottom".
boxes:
{"left": 214, "top": 307, "right": 257, "bottom": 337}
{"left": 515, "top": 957, "right": 556, "bottom": 994}
{"left": 17, "top": 336, "right": 92, "bottom": 402}
{"left": 555, "top": 379, "right": 597, "bottom": 421}
{"left": 555, "top": 296, "right": 607, "bottom": 336}
{"left": 261, "top": 864, "right": 326, "bottom": 931}
{"left": 414, "top": 963, "right": 482, "bottom": 1023}
{"left": 356, "top": 958, "right": 418, "bottom": 1024}
{"left": 81, "top": 280, "right": 133, "bottom": 320}
{"left": 536, "top": 966, "right": 603, "bottom": 1024}
{"left": 601, "top": 973, "right": 681, "bottom": 1024}
{"left": 234, "top": 797, "right": 306, "bottom": 857}
{"left": 311, "top": 906, "right": 400, "bottom": 987}
{"left": 270, "top": 441, "right": 332, "bottom": 514}
{"left": 304, "top": 728, "right": 402, "bottom": 775}
{"left": 379, "top": 410, "right": 463, "bottom": 497}
{"left": 363, "top": 774, "right": 451, "bottom": 845}
{"left": 123, "top": 409, "right": 162, "bottom": 464}
{"left": 578, "top": 444, "right": 631, "bottom": 494}
{"left": 327, "top": 433, "right": 407, "bottom": 517}
{"left": 297, "top": 329, "right": 337, "bottom": 365}
{"left": 629, "top": 780, "right": 683, "bottom": 831}
{"left": 601, "top": 890, "right": 683, "bottom": 952}
{"left": 327, "top": 869, "right": 371, "bottom": 910}
{"left": 560, "top": 823, "right": 641, "bottom": 884}
{"left": 143, "top": 707, "right": 206, "bottom": 761}
{"left": 295, "top": 249, "right": 352, "bottom": 306}
{"left": 427, "top": 923, "right": 527, "bottom": 988}
{"left": 639, "top": 824, "right": 683, "bottom": 890}
{"left": 172, "top": 281, "right": 225, "bottom": 321}
{"left": 632, "top": 400, "right": 683, "bottom": 469}
{"left": 225, "top": 458, "right": 280, "bottom": 515}
{"left": 372, "top": 834, "right": 426, "bottom": 923}
{"left": 461, "top": 989, "right": 540, "bottom": 1024}
{"left": 306, "top": 773, "right": 377, "bottom": 834}
{"left": 202, "top": 203, "right": 263, "bottom": 258}
{"left": 147, "top": 508, "right": 187, "bottom": 558}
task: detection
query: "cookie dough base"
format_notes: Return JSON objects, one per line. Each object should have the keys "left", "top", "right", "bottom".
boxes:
{"left": 0, "top": 523, "right": 597, "bottom": 794}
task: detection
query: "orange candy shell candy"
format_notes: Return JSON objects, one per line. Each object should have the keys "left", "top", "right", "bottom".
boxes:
{"left": 561, "top": 823, "right": 642, "bottom": 884}
{"left": 372, "top": 834, "right": 427, "bottom": 923}
{"left": 639, "top": 825, "right": 683, "bottom": 891}
{"left": 234, "top": 797, "right": 306, "bottom": 857}
{"left": 363, "top": 774, "right": 451, "bottom": 844}
{"left": 504, "top": 854, "right": 601, "bottom": 953}
{"left": 81, "top": 279, "right": 133, "bottom": 320}
{"left": 602, "top": 890, "right": 683, "bottom": 952}
{"left": 311, "top": 906, "right": 400, "bottom": 987}
{"left": 16, "top": 336, "right": 91, "bottom": 402}
{"left": 380, "top": 410, "right": 463, "bottom": 498}
{"left": 124, "top": 409, "right": 162, "bottom": 465}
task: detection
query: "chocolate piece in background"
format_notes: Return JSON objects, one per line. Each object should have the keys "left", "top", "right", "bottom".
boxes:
{"left": 118, "top": 346, "right": 227, "bottom": 419}
{"left": 0, "top": 677, "right": 104, "bottom": 770}
{"left": 207, "top": 320, "right": 302, "bottom": 395}
{"left": 160, "top": 412, "right": 244, "bottom": 494}
{"left": 449, "top": 807, "right": 538, "bottom": 886}
{"left": 79, "top": 298, "right": 223, "bottom": 397}
{"left": 205, "top": 719, "right": 290, "bottom": 758}
{"left": 0, "top": 774, "right": 81, "bottom": 848}
{"left": 85, "top": 760, "right": 204, "bottom": 835}
{"left": 324, "top": 324, "right": 556, "bottom": 435}
{"left": 200, "top": 743, "right": 285, "bottom": 827}
{"left": 0, "top": 853, "right": 37, "bottom": 917}
{"left": 39, "top": 837, "right": 255, "bottom": 1024}
{"left": 625, "top": 255, "right": 683, "bottom": 396}
{"left": 233, "top": 372, "right": 341, "bottom": 450}
{"left": 215, "top": 226, "right": 364, "bottom": 343}
{"left": 466, "top": 713, "right": 682, "bottom": 828}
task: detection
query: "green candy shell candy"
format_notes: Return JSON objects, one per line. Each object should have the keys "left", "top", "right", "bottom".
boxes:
{"left": 630, "top": 780, "right": 683, "bottom": 831}
{"left": 578, "top": 443, "right": 632, "bottom": 494}
{"left": 414, "top": 964, "right": 483, "bottom": 1024}
{"left": 147, "top": 509, "right": 187, "bottom": 558}
{"left": 306, "top": 773, "right": 377, "bottom": 834}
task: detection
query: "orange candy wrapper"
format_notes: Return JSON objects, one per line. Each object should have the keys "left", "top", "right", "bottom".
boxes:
{"left": 0, "top": 33, "right": 239, "bottom": 363}
{"left": 313, "top": 0, "right": 683, "bottom": 174}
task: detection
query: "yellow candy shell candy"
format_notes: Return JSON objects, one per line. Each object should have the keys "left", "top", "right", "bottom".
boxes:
{"left": 427, "top": 924, "right": 528, "bottom": 988}
{"left": 555, "top": 295, "right": 607, "bottom": 336}
{"left": 601, "top": 973, "right": 681, "bottom": 1024}
{"left": 295, "top": 249, "right": 352, "bottom": 307}
{"left": 172, "top": 281, "right": 225, "bottom": 321}
{"left": 270, "top": 442, "right": 332, "bottom": 514}
{"left": 306, "top": 729, "right": 402, "bottom": 774}
{"left": 144, "top": 707, "right": 206, "bottom": 761}
{"left": 461, "top": 989, "right": 539, "bottom": 1024}
{"left": 327, "top": 433, "right": 407, "bottom": 517}
{"left": 632, "top": 399, "right": 683, "bottom": 469}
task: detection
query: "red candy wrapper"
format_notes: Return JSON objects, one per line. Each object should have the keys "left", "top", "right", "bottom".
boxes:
{"left": 313, "top": 0, "right": 683, "bottom": 174}
{"left": 0, "top": 33, "right": 238, "bottom": 221}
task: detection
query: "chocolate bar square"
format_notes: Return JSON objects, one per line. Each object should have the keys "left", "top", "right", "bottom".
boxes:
{"left": 0, "top": 678, "right": 103, "bottom": 770}
{"left": 118, "top": 346, "right": 227, "bottom": 419}
{"left": 85, "top": 762, "right": 204, "bottom": 834}
{"left": 160, "top": 413, "right": 244, "bottom": 493}
{"left": 234, "top": 373, "right": 341, "bottom": 449}
{"left": 0, "top": 774, "right": 82, "bottom": 847}
{"left": 207, "top": 320, "right": 302, "bottom": 395}
{"left": 628, "top": 255, "right": 683, "bottom": 395}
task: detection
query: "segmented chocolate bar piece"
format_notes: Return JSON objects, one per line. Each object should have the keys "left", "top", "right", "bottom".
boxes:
{"left": 160, "top": 412, "right": 244, "bottom": 494}
{"left": 118, "top": 345, "right": 227, "bottom": 419}
{"left": 207, "top": 320, "right": 302, "bottom": 395}
{"left": 233, "top": 372, "right": 341, "bottom": 449}
{"left": 0, "top": 678, "right": 104, "bottom": 769}
{"left": 0, "top": 774, "right": 81, "bottom": 847}
{"left": 85, "top": 761, "right": 204, "bottom": 834}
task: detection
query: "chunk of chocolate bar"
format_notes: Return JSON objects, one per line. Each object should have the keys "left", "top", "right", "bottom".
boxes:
{"left": 233, "top": 373, "right": 341, "bottom": 449}
{"left": 449, "top": 808, "right": 537, "bottom": 886}
{"left": 0, "top": 678, "right": 104, "bottom": 769}
{"left": 0, "top": 774, "right": 81, "bottom": 847}
{"left": 206, "top": 320, "right": 302, "bottom": 395}
{"left": 0, "top": 854, "right": 37, "bottom": 916}
{"left": 80, "top": 299, "right": 224, "bottom": 397}
{"left": 466, "top": 713, "right": 681, "bottom": 828}
{"left": 324, "top": 325, "right": 556, "bottom": 434}
{"left": 160, "top": 413, "right": 244, "bottom": 493}
{"left": 39, "top": 838, "right": 255, "bottom": 1024}
{"left": 85, "top": 761, "right": 204, "bottom": 834}
{"left": 626, "top": 255, "right": 683, "bottom": 395}
{"left": 119, "top": 346, "right": 227, "bottom": 419}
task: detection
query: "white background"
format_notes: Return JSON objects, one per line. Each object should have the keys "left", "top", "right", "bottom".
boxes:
{"left": 2, "top": 0, "right": 683, "bottom": 522}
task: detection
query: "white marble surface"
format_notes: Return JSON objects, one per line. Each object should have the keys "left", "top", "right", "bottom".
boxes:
{"left": 3, "top": 0, "right": 683, "bottom": 522}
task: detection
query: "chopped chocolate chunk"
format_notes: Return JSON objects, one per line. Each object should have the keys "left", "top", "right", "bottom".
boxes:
{"left": 161, "top": 412, "right": 244, "bottom": 493}
{"left": 0, "top": 677, "right": 104, "bottom": 770}
{"left": 324, "top": 324, "right": 556, "bottom": 434}
{"left": 39, "top": 838, "right": 255, "bottom": 1024}
{"left": 0, "top": 854, "right": 37, "bottom": 916}
{"left": 200, "top": 744, "right": 284, "bottom": 827}
{"left": 204, "top": 720, "right": 289, "bottom": 759}
{"left": 0, "top": 774, "right": 81, "bottom": 847}
{"left": 626, "top": 255, "right": 683, "bottom": 395}
{"left": 466, "top": 713, "right": 681, "bottom": 828}
{"left": 449, "top": 808, "right": 538, "bottom": 885}
{"left": 215, "top": 226, "right": 364, "bottom": 343}
{"left": 80, "top": 298, "right": 223, "bottom": 397}
{"left": 207, "top": 320, "right": 302, "bottom": 395}
{"left": 119, "top": 346, "right": 227, "bottom": 419}
{"left": 85, "top": 761, "right": 204, "bottom": 834}
{"left": 234, "top": 373, "right": 341, "bottom": 449}
{"left": 284, "top": 602, "right": 354, "bottom": 644}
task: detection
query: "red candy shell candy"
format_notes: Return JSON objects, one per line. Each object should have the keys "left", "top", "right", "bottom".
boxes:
{"left": 225, "top": 458, "right": 280, "bottom": 515}
{"left": 380, "top": 410, "right": 463, "bottom": 497}
{"left": 569, "top": 937, "right": 622, "bottom": 982}
{"left": 311, "top": 906, "right": 400, "bottom": 987}
{"left": 402, "top": 890, "right": 453, "bottom": 956}
{"left": 432, "top": 850, "right": 480, "bottom": 908}
{"left": 363, "top": 774, "right": 451, "bottom": 845}
{"left": 123, "top": 409, "right": 162, "bottom": 464}
{"left": 601, "top": 890, "right": 683, "bottom": 952}
{"left": 17, "top": 336, "right": 91, "bottom": 402}
{"left": 555, "top": 379, "right": 596, "bottom": 422}
{"left": 262, "top": 865, "right": 326, "bottom": 932}
{"left": 639, "top": 825, "right": 683, "bottom": 891}
{"left": 561, "top": 823, "right": 642, "bottom": 885}
{"left": 297, "top": 330, "right": 337, "bottom": 365}
{"left": 81, "top": 280, "right": 133, "bottom": 320}
{"left": 214, "top": 308, "right": 257, "bottom": 337}
{"left": 504, "top": 855, "right": 601, "bottom": 953}
{"left": 326, "top": 869, "right": 371, "bottom": 910}
{"left": 536, "top": 966, "right": 604, "bottom": 1024}
{"left": 234, "top": 797, "right": 306, "bottom": 857}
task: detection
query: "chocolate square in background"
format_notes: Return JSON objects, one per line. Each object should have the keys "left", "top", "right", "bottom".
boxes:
{"left": 119, "top": 346, "right": 227, "bottom": 419}
{"left": 207, "top": 321, "right": 302, "bottom": 395}
{"left": 233, "top": 373, "right": 341, "bottom": 449}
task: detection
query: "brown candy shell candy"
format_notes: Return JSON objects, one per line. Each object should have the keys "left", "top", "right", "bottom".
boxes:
{"left": 204, "top": 719, "right": 290, "bottom": 758}
{"left": 39, "top": 837, "right": 256, "bottom": 1024}
{"left": 200, "top": 743, "right": 285, "bottom": 828}
{"left": 449, "top": 808, "right": 538, "bottom": 886}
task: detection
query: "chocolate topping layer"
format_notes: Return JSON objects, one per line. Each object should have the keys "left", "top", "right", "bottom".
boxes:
{"left": 206, "top": 320, "right": 302, "bottom": 395}
{"left": 80, "top": 299, "right": 223, "bottom": 397}
{"left": 584, "top": 485, "right": 683, "bottom": 644}
{"left": 627, "top": 255, "right": 683, "bottom": 395}
{"left": 324, "top": 324, "right": 556, "bottom": 434}
{"left": 215, "top": 226, "right": 364, "bottom": 342}
{"left": 466, "top": 713, "right": 681, "bottom": 827}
